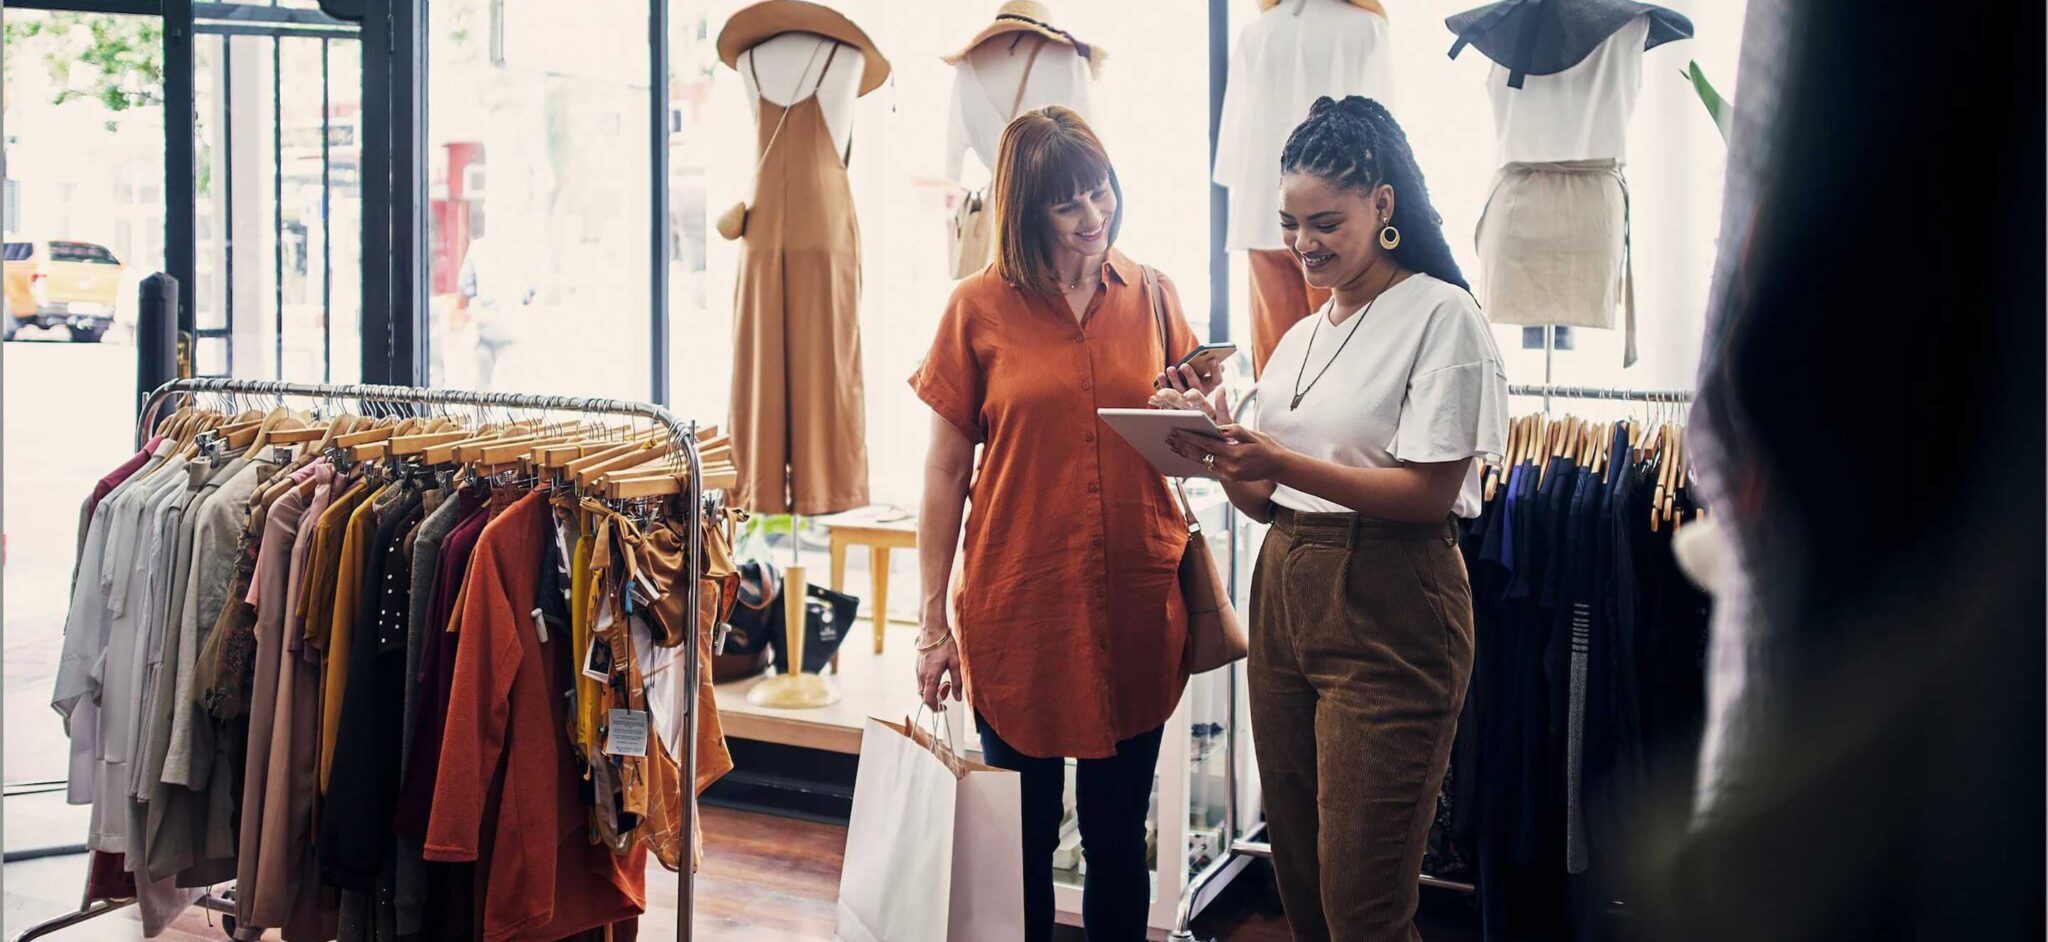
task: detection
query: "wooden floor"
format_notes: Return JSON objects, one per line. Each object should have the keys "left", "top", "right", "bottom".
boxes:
{"left": 4, "top": 806, "right": 1472, "bottom": 941}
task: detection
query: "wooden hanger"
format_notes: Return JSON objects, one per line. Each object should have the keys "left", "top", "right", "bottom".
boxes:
{"left": 425, "top": 425, "right": 518, "bottom": 465}
{"left": 231, "top": 406, "right": 295, "bottom": 453}
{"left": 597, "top": 425, "right": 733, "bottom": 494}
{"left": 531, "top": 425, "right": 649, "bottom": 468}
{"left": 577, "top": 443, "right": 671, "bottom": 486}
{"left": 155, "top": 404, "right": 191, "bottom": 442}
{"left": 269, "top": 420, "right": 329, "bottom": 445}
{"left": 391, "top": 428, "right": 472, "bottom": 457}
{"left": 564, "top": 438, "right": 656, "bottom": 478}
{"left": 604, "top": 457, "right": 741, "bottom": 498}
{"left": 335, "top": 421, "right": 399, "bottom": 449}
{"left": 1651, "top": 424, "right": 1676, "bottom": 531}
{"left": 481, "top": 429, "right": 579, "bottom": 466}
{"left": 1484, "top": 420, "right": 1514, "bottom": 501}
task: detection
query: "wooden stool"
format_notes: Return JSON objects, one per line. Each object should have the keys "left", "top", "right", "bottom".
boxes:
{"left": 821, "top": 509, "right": 919, "bottom": 668}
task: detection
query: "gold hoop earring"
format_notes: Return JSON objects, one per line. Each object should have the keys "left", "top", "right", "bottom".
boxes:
{"left": 1378, "top": 222, "right": 1401, "bottom": 251}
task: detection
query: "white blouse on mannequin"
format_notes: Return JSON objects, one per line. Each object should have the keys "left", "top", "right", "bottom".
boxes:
{"left": 1487, "top": 14, "right": 1650, "bottom": 165}
{"left": 738, "top": 32, "right": 861, "bottom": 155}
{"left": 944, "top": 37, "right": 1094, "bottom": 183}
{"left": 1214, "top": 0, "right": 1392, "bottom": 253}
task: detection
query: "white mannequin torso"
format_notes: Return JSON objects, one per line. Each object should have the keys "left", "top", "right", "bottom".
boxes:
{"left": 945, "top": 36, "right": 1094, "bottom": 183}
{"left": 1213, "top": 0, "right": 1391, "bottom": 251}
{"left": 738, "top": 32, "right": 860, "bottom": 154}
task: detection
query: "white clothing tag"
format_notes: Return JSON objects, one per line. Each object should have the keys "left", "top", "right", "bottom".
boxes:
{"left": 553, "top": 520, "right": 573, "bottom": 578}
{"left": 632, "top": 565, "right": 664, "bottom": 603}
{"left": 530, "top": 607, "right": 549, "bottom": 644}
{"left": 582, "top": 635, "right": 613, "bottom": 684}
{"left": 605, "top": 709, "right": 649, "bottom": 757}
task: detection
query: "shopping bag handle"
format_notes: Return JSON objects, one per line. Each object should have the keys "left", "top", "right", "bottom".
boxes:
{"left": 907, "top": 704, "right": 967, "bottom": 777}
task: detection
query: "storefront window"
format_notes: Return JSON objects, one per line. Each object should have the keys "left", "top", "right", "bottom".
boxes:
{"left": 192, "top": 27, "right": 365, "bottom": 382}
{"left": 1, "top": 6, "right": 165, "bottom": 851}
{"left": 426, "top": 0, "right": 652, "bottom": 400}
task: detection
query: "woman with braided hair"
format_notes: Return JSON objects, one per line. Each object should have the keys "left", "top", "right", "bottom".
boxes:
{"left": 1159, "top": 95, "right": 1507, "bottom": 940}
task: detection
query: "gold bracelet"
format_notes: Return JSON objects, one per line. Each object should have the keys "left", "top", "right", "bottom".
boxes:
{"left": 915, "top": 632, "right": 954, "bottom": 652}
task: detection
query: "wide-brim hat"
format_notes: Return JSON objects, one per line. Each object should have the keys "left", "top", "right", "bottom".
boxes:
{"left": 941, "top": 1, "right": 1107, "bottom": 80}
{"left": 717, "top": 0, "right": 892, "bottom": 97}
{"left": 1257, "top": 0, "right": 1387, "bottom": 17}
{"left": 1446, "top": 0, "right": 1693, "bottom": 87}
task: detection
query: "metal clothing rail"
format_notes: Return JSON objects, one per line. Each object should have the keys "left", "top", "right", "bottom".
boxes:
{"left": 15, "top": 378, "right": 712, "bottom": 942}
{"left": 1508, "top": 383, "right": 1696, "bottom": 406}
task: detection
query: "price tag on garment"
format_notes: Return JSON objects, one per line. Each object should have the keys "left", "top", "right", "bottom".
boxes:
{"left": 582, "top": 634, "right": 614, "bottom": 684}
{"left": 632, "top": 565, "right": 664, "bottom": 604}
{"left": 605, "top": 709, "right": 649, "bottom": 757}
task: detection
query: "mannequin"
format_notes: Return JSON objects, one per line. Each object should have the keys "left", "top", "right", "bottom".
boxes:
{"left": 1214, "top": 0, "right": 1391, "bottom": 376}
{"left": 717, "top": 0, "right": 889, "bottom": 518}
{"left": 738, "top": 33, "right": 861, "bottom": 157}
{"left": 939, "top": 2, "right": 1101, "bottom": 278}
{"left": 1450, "top": 0, "right": 1693, "bottom": 366}
{"left": 944, "top": 35, "right": 1094, "bottom": 182}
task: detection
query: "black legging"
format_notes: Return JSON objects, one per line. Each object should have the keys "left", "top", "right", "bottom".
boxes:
{"left": 975, "top": 712, "right": 1164, "bottom": 942}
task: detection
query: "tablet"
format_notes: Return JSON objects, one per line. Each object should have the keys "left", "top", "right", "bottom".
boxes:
{"left": 1097, "top": 409, "right": 1229, "bottom": 479}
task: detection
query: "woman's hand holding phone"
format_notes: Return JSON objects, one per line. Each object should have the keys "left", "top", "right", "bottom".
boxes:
{"left": 1154, "top": 344, "right": 1232, "bottom": 398}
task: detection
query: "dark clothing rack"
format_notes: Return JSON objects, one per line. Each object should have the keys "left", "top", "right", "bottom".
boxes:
{"left": 17, "top": 378, "right": 715, "bottom": 942}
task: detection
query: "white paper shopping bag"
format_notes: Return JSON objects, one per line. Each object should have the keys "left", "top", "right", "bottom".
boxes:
{"left": 835, "top": 715, "right": 1023, "bottom": 942}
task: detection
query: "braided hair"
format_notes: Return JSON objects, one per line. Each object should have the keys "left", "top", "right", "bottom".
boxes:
{"left": 1278, "top": 96, "right": 1469, "bottom": 292}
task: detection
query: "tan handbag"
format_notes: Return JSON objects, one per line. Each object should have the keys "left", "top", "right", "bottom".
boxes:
{"left": 1141, "top": 266, "right": 1248, "bottom": 675}
{"left": 947, "top": 38, "right": 1048, "bottom": 279}
{"left": 949, "top": 190, "right": 994, "bottom": 280}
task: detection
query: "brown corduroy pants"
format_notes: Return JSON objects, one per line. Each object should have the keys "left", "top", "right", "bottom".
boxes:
{"left": 1249, "top": 509, "right": 1475, "bottom": 942}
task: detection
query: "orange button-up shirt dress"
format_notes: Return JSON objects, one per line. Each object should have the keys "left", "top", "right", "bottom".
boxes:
{"left": 911, "top": 249, "right": 1199, "bottom": 759}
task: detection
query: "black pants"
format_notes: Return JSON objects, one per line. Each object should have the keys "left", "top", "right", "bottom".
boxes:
{"left": 976, "top": 712, "right": 1164, "bottom": 942}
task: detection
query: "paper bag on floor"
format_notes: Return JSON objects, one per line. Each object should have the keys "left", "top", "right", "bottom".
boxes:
{"left": 835, "top": 715, "right": 1023, "bottom": 942}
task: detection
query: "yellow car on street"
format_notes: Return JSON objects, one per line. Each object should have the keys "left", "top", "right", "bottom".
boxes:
{"left": 3, "top": 239, "right": 125, "bottom": 342}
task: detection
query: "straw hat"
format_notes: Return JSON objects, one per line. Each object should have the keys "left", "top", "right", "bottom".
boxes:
{"left": 717, "top": 0, "right": 892, "bottom": 97}
{"left": 1257, "top": 0, "right": 1388, "bottom": 16}
{"left": 941, "top": 2, "right": 1107, "bottom": 79}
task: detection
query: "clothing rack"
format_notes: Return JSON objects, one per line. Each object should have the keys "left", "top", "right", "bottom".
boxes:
{"left": 1507, "top": 383, "right": 1696, "bottom": 408}
{"left": 16, "top": 378, "right": 715, "bottom": 942}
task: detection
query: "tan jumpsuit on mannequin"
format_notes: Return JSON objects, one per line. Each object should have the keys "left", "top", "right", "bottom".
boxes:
{"left": 731, "top": 44, "right": 871, "bottom": 516}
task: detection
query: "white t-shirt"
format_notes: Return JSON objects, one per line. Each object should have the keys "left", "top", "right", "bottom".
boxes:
{"left": 1255, "top": 274, "right": 1509, "bottom": 518}
{"left": 945, "top": 37, "right": 1095, "bottom": 184}
{"left": 1214, "top": 0, "right": 1392, "bottom": 252}
{"left": 1488, "top": 15, "right": 1649, "bottom": 165}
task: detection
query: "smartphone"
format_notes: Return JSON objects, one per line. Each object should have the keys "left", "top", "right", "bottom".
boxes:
{"left": 1162, "top": 343, "right": 1238, "bottom": 387}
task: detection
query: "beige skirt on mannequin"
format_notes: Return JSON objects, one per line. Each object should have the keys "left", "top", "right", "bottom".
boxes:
{"left": 1476, "top": 158, "right": 1635, "bottom": 364}
{"left": 730, "top": 78, "right": 870, "bottom": 516}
